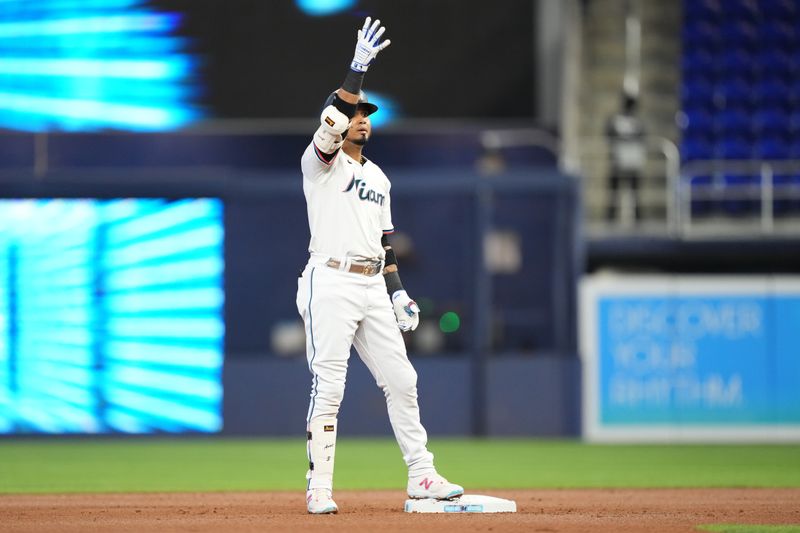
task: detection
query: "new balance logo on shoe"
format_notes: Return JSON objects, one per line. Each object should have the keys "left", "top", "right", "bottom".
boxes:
{"left": 407, "top": 473, "right": 464, "bottom": 501}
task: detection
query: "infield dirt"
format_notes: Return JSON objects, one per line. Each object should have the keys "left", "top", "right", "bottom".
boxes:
{"left": 1, "top": 488, "right": 799, "bottom": 532}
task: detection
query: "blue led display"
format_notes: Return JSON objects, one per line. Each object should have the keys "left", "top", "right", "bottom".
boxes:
{"left": 295, "top": 0, "right": 357, "bottom": 17}
{"left": 0, "top": 1, "right": 203, "bottom": 131}
{"left": 0, "top": 199, "right": 224, "bottom": 434}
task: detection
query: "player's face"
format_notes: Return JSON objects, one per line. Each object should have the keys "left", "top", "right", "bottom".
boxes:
{"left": 346, "top": 109, "right": 371, "bottom": 146}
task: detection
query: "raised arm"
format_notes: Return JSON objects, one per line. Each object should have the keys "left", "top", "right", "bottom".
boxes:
{"left": 311, "top": 17, "right": 391, "bottom": 164}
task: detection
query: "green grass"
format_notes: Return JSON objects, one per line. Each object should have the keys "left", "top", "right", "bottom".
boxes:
{"left": 0, "top": 438, "right": 798, "bottom": 494}
{"left": 698, "top": 525, "right": 800, "bottom": 533}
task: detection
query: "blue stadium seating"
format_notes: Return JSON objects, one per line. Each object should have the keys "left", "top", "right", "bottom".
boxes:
{"left": 681, "top": 78, "right": 715, "bottom": 108}
{"left": 684, "top": 108, "right": 715, "bottom": 133}
{"left": 715, "top": 108, "right": 752, "bottom": 133}
{"left": 772, "top": 174, "right": 799, "bottom": 215}
{"left": 680, "top": 134, "right": 715, "bottom": 161}
{"left": 720, "top": 21, "right": 757, "bottom": 48}
{"left": 759, "top": 20, "right": 796, "bottom": 48}
{"left": 681, "top": 0, "right": 800, "bottom": 216}
{"left": 755, "top": 135, "right": 792, "bottom": 159}
{"left": 722, "top": 173, "right": 760, "bottom": 215}
{"left": 682, "top": 49, "right": 716, "bottom": 78}
{"left": 761, "top": 0, "right": 797, "bottom": 20}
{"left": 753, "top": 107, "right": 791, "bottom": 136}
{"left": 689, "top": 174, "right": 715, "bottom": 216}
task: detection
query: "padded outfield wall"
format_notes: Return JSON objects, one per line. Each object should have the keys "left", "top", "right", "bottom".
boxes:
{"left": 0, "top": 160, "right": 580, "bottom": 437}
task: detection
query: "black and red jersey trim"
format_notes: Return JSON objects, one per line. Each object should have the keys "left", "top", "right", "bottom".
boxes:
{"left": 313, "top": 143, "right": 339, "bottom": 165}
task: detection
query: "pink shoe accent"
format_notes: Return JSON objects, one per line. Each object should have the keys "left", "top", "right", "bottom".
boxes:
{"left": 419, "top": 478, "right": 433, "bottom": 490}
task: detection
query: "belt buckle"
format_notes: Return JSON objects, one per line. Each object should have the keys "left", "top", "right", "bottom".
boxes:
{"left": 362, "top": 262, "right": 379, "bottom": 276}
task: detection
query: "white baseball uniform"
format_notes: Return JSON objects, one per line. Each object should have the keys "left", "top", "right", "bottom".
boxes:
{"left": 296, "top": 139, "right": 435, "bottom": 491}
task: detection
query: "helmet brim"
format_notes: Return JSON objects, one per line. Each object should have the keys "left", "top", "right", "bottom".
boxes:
{"left": 357, "top": 102, "right": 379, "bottom": 116}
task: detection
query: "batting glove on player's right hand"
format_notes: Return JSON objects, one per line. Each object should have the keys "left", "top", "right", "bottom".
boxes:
{"left": 391, "top": 290, "right": 420, "bottom": 332}
{"left": 350, "top": 16, "right": 391, "bottom": 72}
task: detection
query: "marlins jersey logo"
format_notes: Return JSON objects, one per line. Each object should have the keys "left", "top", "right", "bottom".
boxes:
{"left": 343, "top": 175, "right": 385, "bottom": 206}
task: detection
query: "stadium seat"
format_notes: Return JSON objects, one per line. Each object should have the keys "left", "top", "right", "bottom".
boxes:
{"left": 757, "top": 49, "right": 793, "bottom": 77}
{"left": 761, "top": 0, "right": 798, "bottom": 20}
{"left": 721, "top": 173, "right": 760, "bottom": 215}
{"left": 682, "top": 50, "right": 717, "bottom": 80}
{"left": 715, "top": 108, "right": 752, "bottom": 134}
{"left": 720, "top": 20, "right": 757, "bottom": 49}
{"left": 716, "top": 78, "right": 753, "bottom": 109}
{"left": 758, "top": 20, "right": 797, "bottom": 49}
{"left": 681, "top": 78, "right": 716, "bottom": 109}
{"left": 683, "top": 108, "right": 715, "bottom": 135}
{"left": 719, "top": 48, "right": 756, "bottom": 78}
{"left": 681, "top": 135, "right": 715, "bottom": 161}
{"left": 790, "top": 78, "right": 800, "bottom": 106}
{"left": 683, "top": 0, "right": 723, "bottom": 21}
{"left": 725, "top": 0, "right": 760, "bottom": 20}
{"left": 772, "top": 174, "right": 797, "bottom": 215}
{"left": 689, "top": 174, "right": 716, "bottom": 217}
{"left": 755, "top": 79, "right": 792, "bottom": 108}
{"left": 682, "top": 21, "right": 720, "bottom": 49}
{"left": 753, "top": 108, "right": 792, "bottom": 136}
{"left": 715, "top": 136, "right": 753, "bottom": 159}
{"left": 791, "top": 111, "right": 800, "bottom": 135}
{"left": 755, "top": 135, "right": 793, "bottom": 159}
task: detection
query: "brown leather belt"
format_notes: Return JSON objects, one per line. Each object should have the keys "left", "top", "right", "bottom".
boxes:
{"left": 325, "top": 258, "right": 382, "bottom": 277}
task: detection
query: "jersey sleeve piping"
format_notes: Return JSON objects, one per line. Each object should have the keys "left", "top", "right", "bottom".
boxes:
{"left": 313, "top": 142, "right": 340, "bottom": 165}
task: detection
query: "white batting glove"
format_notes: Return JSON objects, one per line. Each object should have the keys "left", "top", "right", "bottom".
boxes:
{"left": 351, "top": 16, "right": 391, "bottom": 73}
{"left": 392, "top": 290, "right": 420, "bottom": 332}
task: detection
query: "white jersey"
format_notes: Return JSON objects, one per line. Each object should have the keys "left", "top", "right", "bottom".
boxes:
{"left": 301, "top": 142, "right": 393, "bottom": 260}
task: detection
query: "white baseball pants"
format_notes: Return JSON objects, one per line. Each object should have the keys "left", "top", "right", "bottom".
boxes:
{"left": 296, "top": 257, "right": 435, "bottom": 489}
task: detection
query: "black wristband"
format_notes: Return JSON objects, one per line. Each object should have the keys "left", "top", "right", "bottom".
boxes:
{"left": 384, "top": 247, "right": 398, "bottom": 269}
{"left": 381, "top": 234, "right": 397, "bottom": 266}
{"left": 342, "top": 68, "right": 365, "bottom": 96}
{"left": 384, "top": 270, "right": 404, "bottom": 296}
{"left": 331, "top": 93, "right": 356, "bottom": 118}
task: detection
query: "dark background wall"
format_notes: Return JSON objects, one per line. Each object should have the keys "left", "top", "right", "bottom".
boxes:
{"left": 150, "top": 0, "right": 537, "bottom": 119}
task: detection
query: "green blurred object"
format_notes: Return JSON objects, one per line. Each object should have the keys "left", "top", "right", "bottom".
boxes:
{"left": 0, "top": 439, "right": 799, "bottom": 494}
{"left": 439, "top": 311, "right": 460, "bottom": 333}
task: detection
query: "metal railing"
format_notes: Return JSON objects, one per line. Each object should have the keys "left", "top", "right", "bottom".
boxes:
{"left": 577, "top": 135, "right": 681, "bottom": 234}
{"left": 678, "top": 159, "right": 800, "bottom": 236}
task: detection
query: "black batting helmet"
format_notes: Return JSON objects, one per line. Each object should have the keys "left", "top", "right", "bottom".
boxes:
{"left": 323, "top": 90, "right": 378, "bottom": 116}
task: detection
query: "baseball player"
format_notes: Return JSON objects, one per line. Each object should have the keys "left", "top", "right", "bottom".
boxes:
{"left": 296, "top": 17, "right": 464, "bottom": 514}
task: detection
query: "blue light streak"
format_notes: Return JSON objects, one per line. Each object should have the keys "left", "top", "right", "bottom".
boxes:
{"left": 0, "top": 14, "right": 178, "bottom": 38}
{"left": 0, "top": 199, "right": 224, "bottom": 434}
{"left": 0, "top": 92, "right": 198, "bottom": 130}
{"left": 0, "top": 58, "right": 192, "bottom": 79}
{"left": 295, "top": 0, "right": 357, "bottom": 17}
{"left": 0, "top": 1, "right": 203, "bottom": 131}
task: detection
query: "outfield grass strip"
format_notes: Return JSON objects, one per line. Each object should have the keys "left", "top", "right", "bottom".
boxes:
{"left": 698, "top": 525, "right": 800, "bottom": 533}
{"left": 0, "top": 438, "right": 798, "bottom": 494}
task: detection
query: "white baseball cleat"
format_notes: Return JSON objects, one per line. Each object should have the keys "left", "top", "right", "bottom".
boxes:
{"left": 407, "top": 472, "right": 464, "bottom": 500}
{"left": 306, "top": 488, "right": 338, "bottom": 514}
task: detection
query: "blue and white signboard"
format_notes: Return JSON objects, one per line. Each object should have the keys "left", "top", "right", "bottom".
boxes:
{"left": 580, "top": 276, "right": 800, "bottom": 442}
